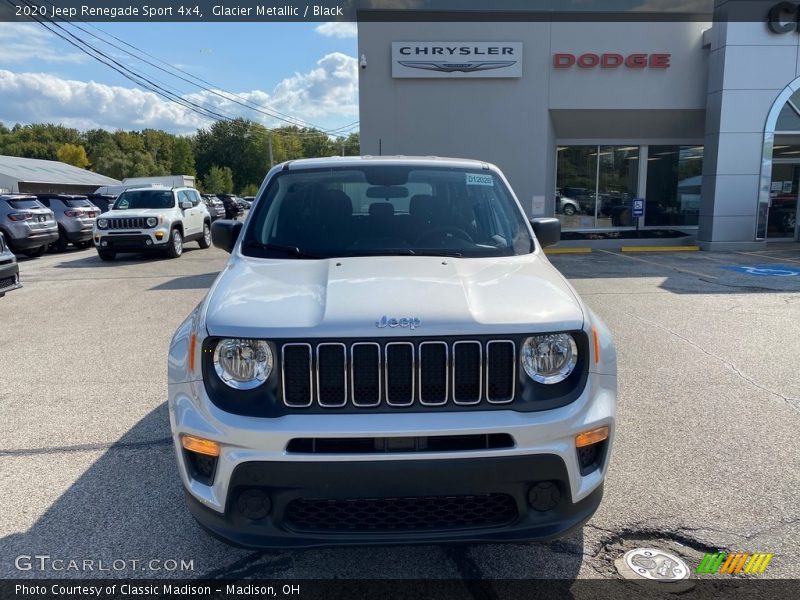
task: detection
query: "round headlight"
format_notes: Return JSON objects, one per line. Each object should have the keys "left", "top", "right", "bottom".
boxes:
{"left": 96, "top": 218, "right": 108, "bottom": 229}
{"left": 521, "top": 333, "right": 578, "bottom": 384}
{"left": 213, "top": 338, "right": 273, "bottom": 389}
{"left": 146, "top": 217, "right": 158, "bottom": 228}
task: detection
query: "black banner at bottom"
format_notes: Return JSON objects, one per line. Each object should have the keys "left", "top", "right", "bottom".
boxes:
{"left": 2, "top": 579, "right": 800, "bottom": 600}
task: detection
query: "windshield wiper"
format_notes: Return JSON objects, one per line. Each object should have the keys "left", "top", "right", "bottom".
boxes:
{"left": 413, "top": 250, "right": 464, "bottom": 257}
{"left": 244, "top": 241, "right": 322, "bottom": 259}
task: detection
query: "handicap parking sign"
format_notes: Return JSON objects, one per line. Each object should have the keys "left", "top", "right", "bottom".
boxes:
{"left": 725, "top": 265, "right": 800, "bottom": 277}
{"left": 632, "top": 198, "right": 644, "bottom": 218}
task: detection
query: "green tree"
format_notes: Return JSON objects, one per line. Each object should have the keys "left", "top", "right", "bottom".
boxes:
{"left": 203, "top": 165, "right": 234, "bottom": 194}
{"left": 240, "top": 183, "right": 259, "bottom": 196}
{"left": 56, "top": 143, "right": 90, "bottom": 168}
{"left": 171, "top": 136, "right": 195, "bottom": 175}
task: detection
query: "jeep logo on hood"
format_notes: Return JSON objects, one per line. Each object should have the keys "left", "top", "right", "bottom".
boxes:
{"left": 376, "top": 315, "right": 421, "bottom": 330}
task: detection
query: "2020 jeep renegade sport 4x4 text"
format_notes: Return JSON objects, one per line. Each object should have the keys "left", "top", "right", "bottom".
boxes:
{"left": 93, "top": 186, "right": 211, "bottom": 260}
{"left": 168, "top": 157, "right": 617, "bottom": 548}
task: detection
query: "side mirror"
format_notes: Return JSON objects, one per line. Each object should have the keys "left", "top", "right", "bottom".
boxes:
{"left": 180, "top": 200, "right": 193, "bottom": 210}
{"left": 531, "top": 217, "right": 561, "bottom": 248}
{"left": 211, "top": 219, "right": 243, "bottom": 253}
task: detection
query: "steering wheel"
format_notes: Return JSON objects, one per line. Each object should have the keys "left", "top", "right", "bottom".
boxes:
{"left": 416, "top": 226, "right": 474, "bottom": 245}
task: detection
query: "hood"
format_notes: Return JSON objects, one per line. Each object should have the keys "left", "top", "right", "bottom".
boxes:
{"left": 101, "top": 208, "right": 171, "bottom": 218}
{"left": 205, "top": 254, "right": 585, "bottom": 339}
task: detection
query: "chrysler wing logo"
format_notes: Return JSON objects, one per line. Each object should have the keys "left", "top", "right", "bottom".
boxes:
{"left": 398, "top": 60, "right": 517, "bottom": 73}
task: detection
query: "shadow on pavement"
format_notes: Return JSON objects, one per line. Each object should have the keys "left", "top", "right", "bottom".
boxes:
{"left": 149, "top": 272, "right": 219, "bottom": 291}
{"left": 0, "top": 403, "right": 585, "bottom": 581}
{"left": 53, "top": 249, "right": 202, "bottom": 269}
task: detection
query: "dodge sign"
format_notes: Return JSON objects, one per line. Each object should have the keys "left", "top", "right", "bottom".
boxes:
{"left": 392, "top": 42, "right": 523, "bottom": 78}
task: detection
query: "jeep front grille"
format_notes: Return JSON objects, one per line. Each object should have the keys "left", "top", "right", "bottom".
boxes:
{"left": 281, "top": 339, "right": 516, "bottom": 409}
{"left": 107, "top": 217, "right": 146, "bottom": 230}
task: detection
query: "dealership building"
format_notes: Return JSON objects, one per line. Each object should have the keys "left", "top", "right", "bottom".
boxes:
{"left": 358, "top": 4, "right": 800, "bottom": 249}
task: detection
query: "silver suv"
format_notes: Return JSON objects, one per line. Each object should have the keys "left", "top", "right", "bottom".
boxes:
{"left": 36, "top": 194, "right": 99, "bottom": 252}
{"left": 0, "top": 232, "right": 22, "bottom": 297}
{"left": 0, "top": 194, "right": 58, "bottom": 258}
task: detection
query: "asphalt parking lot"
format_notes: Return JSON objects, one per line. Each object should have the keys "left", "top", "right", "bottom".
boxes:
{"left": 0, "top": 243, "right": 798, "bottom": 580}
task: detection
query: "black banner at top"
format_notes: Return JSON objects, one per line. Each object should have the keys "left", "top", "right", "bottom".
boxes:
{"left": 0, "top": 0, "right": 791, "bottom": 23}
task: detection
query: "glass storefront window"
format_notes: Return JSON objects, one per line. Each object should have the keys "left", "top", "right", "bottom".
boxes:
{"left": 556, "top": 145, "right": 639, "bottom": 229}
{"left": 644, "top": 146, "right": 703, "bottom": 227}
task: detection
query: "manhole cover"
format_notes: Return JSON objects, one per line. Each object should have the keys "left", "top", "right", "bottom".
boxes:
{"left": 618, "top": 548, "right": 690, "bottom": 581}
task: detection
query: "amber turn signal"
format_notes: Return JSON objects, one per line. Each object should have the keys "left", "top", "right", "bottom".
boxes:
{"left": 181, "top": 435, "right": 220, "bottom": 457}
{"left": 575, "top": 426, "right": 609, "bottom": 448}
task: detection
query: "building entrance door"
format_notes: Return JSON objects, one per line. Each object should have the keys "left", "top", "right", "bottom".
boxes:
{"left": 767, "top": 161, "right": 800, "bottom": 241}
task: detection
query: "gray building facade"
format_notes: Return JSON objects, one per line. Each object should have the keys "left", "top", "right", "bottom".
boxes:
{"left": 358, "top": 5, "right": 800, "bottom": 249}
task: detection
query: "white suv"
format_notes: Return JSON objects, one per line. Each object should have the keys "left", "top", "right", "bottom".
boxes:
{"left": 93, "top": 186, "right": 211, "bottom": 261}
{"left": 168, "top": 157, "right": 617, "bottom": 548}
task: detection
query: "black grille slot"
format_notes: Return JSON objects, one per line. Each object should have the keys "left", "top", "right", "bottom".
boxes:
{"left": 0, "top": 275, "right": 16, "bottom": 290}
{"left": 419, "top": 342, "right": 448, "bottom": 405}
{"left": 453, "top": 342, "right": 482, "bottom": 404}
{"left": 351, "top": 343, "right": 380, "bottom": 407}
{"left": 282, "top": 344, "right": 312, "bottom": 407}
{"left": 286, "top": 433, "right": 515, "bottom": 454}
{"left": 285, "top": 493, "right": 518, "bottom": 532}
{"left": 385, "top": 343, "right": 414, "bottom": 406}
{"left": 317, "top": 344, "right": 346, "bottom": 407}
{"left": 487, "top": 341, "right": 515, "bottom": 403}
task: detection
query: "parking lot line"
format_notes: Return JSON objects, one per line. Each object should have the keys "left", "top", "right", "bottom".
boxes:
{"left": 621, "top": 245, "right": 700, "bottom": 252}
{"left": 544, "top": 247, "right": 592, "bottom": 254}
{"left": 596, "top": 249, "right": 718, "bottom": 279}
{"left": 735, "top": 250, "right": 800, "bottom": 265}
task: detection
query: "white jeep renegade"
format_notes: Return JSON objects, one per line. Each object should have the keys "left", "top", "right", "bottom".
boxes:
{"left": 94, "top": 186, "right": 211, "bottom": 261}
{"left": 168, "top": 157, "right": 617, "bottom": 548}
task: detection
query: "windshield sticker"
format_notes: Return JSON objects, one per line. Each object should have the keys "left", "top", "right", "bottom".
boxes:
{"left": 466, "top": 173, "right": 494, "bottom": 186}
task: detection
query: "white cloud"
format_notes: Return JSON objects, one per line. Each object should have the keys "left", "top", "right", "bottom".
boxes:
{"left": 0, "top": 23, "right": 86, "bottom": 64}
{"left": 314, "top": 22, "right": 358, "bottom": 38}
{"left": 0, "top": 52, "right": 359, "bottom": 133}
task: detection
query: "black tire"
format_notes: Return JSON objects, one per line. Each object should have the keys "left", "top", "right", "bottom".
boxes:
{"left": 97, "top": 249, "right": 116, "bottom": 261}
{"left": 198, "top": 222, "right": 212, "bottom": 249}
{"left": 562, "top": 204, "right": 576, "bottom": 216}
{"left": 165, "top": 227, "right": 183, "bottom": 259}
{"left": 48, "top": 228, "right": 69, "bottom": 253}
{"left": 22, "top": 245, "right": 47, "bottom": 258}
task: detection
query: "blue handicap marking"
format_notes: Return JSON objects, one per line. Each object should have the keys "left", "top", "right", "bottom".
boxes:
{"left": 724, "top": 265, "right": 800, "bottom": 277}
{"left": 632, "top": 198, "right": 644, "bottom": 218}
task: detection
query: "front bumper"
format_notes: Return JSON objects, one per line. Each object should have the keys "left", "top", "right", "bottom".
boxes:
{"left": 95, "top": 234, "right": 168, "bottom": 252}
{"left": 0, "top": 258, "right": 21, "bottom": 295}
{"left": 185, "top": 456, "right": 604, "bottom": 549}
{"left": 169, "top": 371, "right": 615, "bottom": 548}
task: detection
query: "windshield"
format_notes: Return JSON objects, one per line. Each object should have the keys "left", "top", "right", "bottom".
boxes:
{"left": 113, "top": 190, "right": 174, "bottom": 210}
{"left": 65, "top": 198, "right": 93, "bottom": 207}
{"left": 6, "top": 199, "right": 43, "bottom": 210}
{"left": 243, "top": 166, "right": 533, "bottom": 259}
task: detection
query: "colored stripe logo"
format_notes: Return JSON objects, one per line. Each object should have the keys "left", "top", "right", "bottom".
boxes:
{"left": 697, "top": 552, "right": 773, "bottom": 575}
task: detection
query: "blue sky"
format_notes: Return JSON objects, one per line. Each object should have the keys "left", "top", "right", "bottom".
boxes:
{"left": 0, "top": 21, "right": 359, "bottom": 134}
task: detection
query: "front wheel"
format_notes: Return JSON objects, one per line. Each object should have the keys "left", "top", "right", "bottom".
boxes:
{"left": 22, "top": 245, "right": 47, "bottom": 258}
{"left": 562, "top": 204, "right": 576, "bottom": 216}
{"left": 198, "top": 222, "right": 211, "bottom": 249}
{"left": 165, "top": 228, "right": 183, "bottom": 258}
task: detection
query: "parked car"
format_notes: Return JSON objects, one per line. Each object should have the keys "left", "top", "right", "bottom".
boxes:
{"left": 555, "top": 190, "right": 581, "bottom": 216}
{"left": 35, "top": 194, "right": 99, "bottom": 252}
{"left": 0, "top": 231, "right": 22, "bottom": 297}
{"left": 86, "top": 194, "right": 117, "bottom": 214}
{"left": 216, "top": 193, "right": 243, "bottom": 220}
{"left": 201, "top": 194, "right": 226, "bottom": 221}
{"left": 168, "top": 156, "right": 617, "bottom": 549}
{"left": 0, "top": 194, "right": 58, "bottom": 257}
{"left": 93, "top": 187, "right": 211, "bottom": 261}
{"left": 242, "top": 196, "right": 255, "bottom": 208}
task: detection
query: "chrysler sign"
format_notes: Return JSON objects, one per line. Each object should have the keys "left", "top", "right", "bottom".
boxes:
{"left": 392, "top": 42, "right": 523, "bottom": 78}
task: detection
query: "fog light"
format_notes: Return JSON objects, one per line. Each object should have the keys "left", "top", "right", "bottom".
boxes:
{"left": 145, "top": 239, "right": 152, "bottom": 246}
{"left": 527, "top": 481, "right": 561, "bottom": 512}
{"left": 236, "top": 489, "right": 272, "bottom": 520}
{"left": 101, "top": 241, "right": 107, "bottom": 247}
